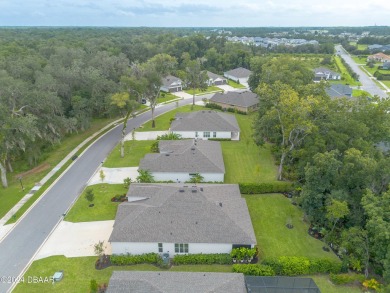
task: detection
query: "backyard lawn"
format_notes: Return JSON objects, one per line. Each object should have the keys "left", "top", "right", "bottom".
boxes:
{"left": 222, "top": 114, "right": 278, "bottom": 183}
{"left": 244, "top": 194, "right": 339, "bottom": 261}
{"left": 64, "top": 184, "right": 126, "bottom": 222}
{"left": 103, "top": 140, "right": 156, "bottom": 168}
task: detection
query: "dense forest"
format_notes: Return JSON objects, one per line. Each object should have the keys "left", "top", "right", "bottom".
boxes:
{"left": 0, "top": 27, "right": 389, "bottom": 285}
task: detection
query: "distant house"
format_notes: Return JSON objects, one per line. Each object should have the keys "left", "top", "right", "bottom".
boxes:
{"left": 139, "top": 139, "right": 225, "bottom": 182}
{"left": 160, "top": 75, "right": 183, "bottom": 92}
{"left": 109, "top": 183, "right": 257, "bottom": 256}
{"left": 206, "top": 71, "right": 228, "bottom": 86}
{"left": 224, "top": 67, "right": 252, "bottom": 84}
{"left": 367, "top": 52, "right": 390, "bottom": 63}
{"left": 326, "top": 84, "right": 353, "bottom": 99}
{"left": 170, "top": 110, "right": 240, "bottom": 140}
{"left": 209, "top": 91, "right": 259, "bottom": 113}
{"left": 313, "top": 67, "right": 341, "bottom": 82}
{"left": 106, "top": 271, "right": 247, "bottom": 293}
{"left": 382, "top": 61, "right": 390, "bottom": 70}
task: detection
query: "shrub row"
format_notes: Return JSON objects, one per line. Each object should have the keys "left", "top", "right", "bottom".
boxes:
{"left": 374, "top": 70, "right": 390, "bottom": 80}
{"left": 208, "top": 138, "right": 232, "bottom": 141}
{"left": 263, "top": 257, "right": 341, "bottom": 276}
{"left": 205, "top": 103, "right": 247, "bottom": 115}
{"left": 233, "top": 264, "right": 275, "bottom": 276}
{"left": 239, "top": 182, "right": 293, "bottom": 194}
{"left": 110, "top": 253, "right": 162, "bottom": 266}
{"left": 330, "top": 273, "right": 365, "bottom": 285}
{"left": 172, "top": 253, "right": 232, "bottom": 265}
{"left": 231, "top": 247, "right": 257, "bottom": 260}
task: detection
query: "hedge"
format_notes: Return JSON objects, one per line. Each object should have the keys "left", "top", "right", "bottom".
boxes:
{"left": 233, "top": 264, "right": 275, "bottom": 276}
{"left": 172, "top": 253, "right": 232, "bottom": 265}
{"left": 239, "top": 182, "right": 293, "bottom": 194}
{"left": 110, "top": 253, "right": 163, "bottom": 266}
{"left": 263, "top": 257, "right": 341, "bottom": 276}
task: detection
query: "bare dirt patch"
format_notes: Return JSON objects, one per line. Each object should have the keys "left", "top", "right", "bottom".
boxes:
{"left": 14, "top": 163, "right": 51, "bottom": 180}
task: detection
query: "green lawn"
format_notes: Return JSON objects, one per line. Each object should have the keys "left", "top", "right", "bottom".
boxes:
{"left": 138, "top": 104, "right": 204, "bottom": 132}
{"left": 64, "top": 184, "right": 126, "bottom": 222}
{"left": 185, "top": 86, "right": 223, "bottom": 95}
{"left": 0, "top": 117, "right": 118, "bottom": 221}
{"left": 352, "top": 89, "right": 372, "bottom": 98}
{"left": 13, "top": 256, "right": 161, "bottom": 293}
{"left": 310, "top": 275, "right": 362, "bottom": 293}
{"left": 222, "top": 114, "right": 277, "bottom": 183}
{"left": 244, "top": 194, "right": 340, "bottom": 261}
{"left": 228, "top": 79, "right": 247, "bottom": 89}
{"left": 333, "top": 56, "right": 361, "bottom": 86}
{"left": 157, "top": 92, "right": 180, "bottom": 104}
{"left": 351, "top": 56, "right": 367, "bottom": 64}
{"left": 103, "top": 140, "right": 156, "bottom": 168}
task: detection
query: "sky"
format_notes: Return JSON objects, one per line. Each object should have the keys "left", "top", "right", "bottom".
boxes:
{"left": 0, "top": 0, "right": 389, "bottom": 27}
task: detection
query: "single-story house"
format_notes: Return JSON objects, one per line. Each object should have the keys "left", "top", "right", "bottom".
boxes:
{"left": 109, "top": 183, "right": 257, "bottom": 256}
{"left": 209, "top": 91, "right": 259, "bottom": 113}
{"left": 224, "top": 67, "right": 252, "bottom": 84}
{"left": 382, "top": 61, "right": 390, "bottom": 70}
{"left": 367, "top": 52, "right": 390, "bottom": 63}
{"left": 170, "top": 110, "right": 240, "bottom": 140}
{"left": 160, "top": 75, "right": 183, "bottom": 93}
{"left": 139, "top": 139, "right": 225, "bottom": 182}
{"left": 106, "top": 271, "right": 247, "bottom": 293}
{"left": 206, "top": 71, "right": 228, "bottom": 86}
{"left": 325, "top": 84, "right": 353, "bottom": 99}
{"left": 313, "top": 67, "right": 341, "bottom": 82}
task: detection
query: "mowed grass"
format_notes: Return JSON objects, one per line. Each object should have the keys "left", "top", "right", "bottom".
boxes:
{"left": 157, "top": 92, "right": 179, "bottom": 104}
{"left": 228, "top": 79, "right": 246, "bottom": 89}
{"left": 352, "top": 89, "right": 372, "bottom": 98}
{"left": 185, "top": 86, "right": 223, "bottom": 95}
{"left": 103, "top": 140, "right": 156, "bottom": 168}
{"left": 244, "top": 194, "right": 339, "bottom": 261}
{"left": 0, "top": 117, "right": 118, "bottom": 220}
{"left": 333, "top": 56, "right": 361, "bottom": 86}
{"left": 351, "top": 55, "right": 367, "bottom": 64}
{"left": 13, "top": 256, "right": 160, "bottom": 293}
{"left": 138, "top": 104, "right": 204, "bottom": 132}
{"left": 309, "top": 275, "right": 362, "bottom": 293}
{"left": 222, "top": 114, "right": 277, "bottom": 183}
{"left": 64, "top": 184, "right": 126, "bottom": 222}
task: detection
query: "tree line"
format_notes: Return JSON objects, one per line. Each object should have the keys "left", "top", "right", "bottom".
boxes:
{"left": 251, "top": 56, "right": 390, "bottom": 283}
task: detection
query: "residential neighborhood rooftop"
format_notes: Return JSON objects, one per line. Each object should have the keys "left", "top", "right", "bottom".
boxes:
{"left": 224, "top": 67, "right": 252, "bottom": 78}
{"left": 325, "top": 84, "right": 353, "bottom": 99}
{"left": 207, "top": 71, "right": 226, "bottom": 80}
{"left": 139, "top": 139, "right": 225, "bottom": 173}
{"left": 161, "top": 75, "right": 182, "bottom": 87}
{"left": 109, "top": 183, "right": 256, "bottom": 245}
{"left": 170, "top": 110, "right": 240, "bottom": 132}
{"left": 106, "top": 271, "right": 247, "bottom": 293}
{"left": 210, "top": 91, "right": 259, "bottom": 108}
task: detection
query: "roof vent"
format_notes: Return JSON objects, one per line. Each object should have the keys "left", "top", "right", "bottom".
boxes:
{"left": 200, "top": 187, "right": 203, "bottom": 191}
{"left": 219, "top": 202, "right": 223, "bottom": 207}
{"left": 179, "top": 188, "right": 185, "bottom": 193}
{"left": 195, "top": 221, "right": 198, "bottom": 224}
{"left": 192, "top": 187, "right": 197, "bottom": 193}
{"left": 191, "top": 147, "right": 195, "bottom": 151}
{"left": 165, "top": 154, "right": 170, "bottom": 156}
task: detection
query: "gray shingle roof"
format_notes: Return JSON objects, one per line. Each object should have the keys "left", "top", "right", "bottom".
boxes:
{"left": 170, "top": 110, "right": 240, "bottom": 132}
{"left": 326, "top": 84, "right": 352, "bottom": 98}
{"left": 224, "top": 67, "right": 252, "bottom": 78}
{"left": 109, "top": 183, "right": 256, "bottom": 245}
{"left": 210, "top": 91, "right": 259, "bottom": 108}
{"left": 106, "top": 271, "right": 247, "bottom": 293}
{"left": 161, "top": 75, "right": 182, "bottom": 87}
{"left": 207, "top": 71, "right": 227, "bottom": 81}
{"left": 139, "top": 139, "right": 225, "bottom": 173}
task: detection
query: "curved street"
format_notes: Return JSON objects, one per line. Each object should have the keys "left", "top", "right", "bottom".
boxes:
{"left": 335, "top": 44, "right": 388, "bottom": 99}
{"left": 0, "top": 96, "right": 206, "bottom": 293}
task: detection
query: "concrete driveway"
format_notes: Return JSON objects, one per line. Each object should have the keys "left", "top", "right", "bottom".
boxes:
{"left": 35, "top": 220, "right": 113, "bottom": 260}
{"left": 172, "top": 91, "right": 193, "bottom": 100}
{"left": 88, "top": 167, "right": 139, "bottom": 185}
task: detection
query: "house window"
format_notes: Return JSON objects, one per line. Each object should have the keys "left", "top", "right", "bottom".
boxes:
{"left": 158, "top": 243, "right": 163, "bottom": 253}
{"left": 213, "top": 132, "right": 217, "bottom": 138}
{"left": 175, "top": 243, "right": 189, "bottom": 253}
{"left": 203, "top": 132, "right": 210, "bottom": 138}
{"left": 195, "top": 131, "right": 198, "bottom": 137}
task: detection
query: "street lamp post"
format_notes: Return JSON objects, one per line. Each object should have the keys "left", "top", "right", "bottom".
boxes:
{"left": 18, "top": 176, "right": 25, "bottom": 191}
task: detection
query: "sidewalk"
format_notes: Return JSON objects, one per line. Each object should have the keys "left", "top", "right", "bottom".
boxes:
{"left": 0, "top": 118, "right": 123, "bottom": 236}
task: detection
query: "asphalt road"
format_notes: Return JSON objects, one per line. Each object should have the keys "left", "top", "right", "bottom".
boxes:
{"left": 335, "top": 45, "right": 388, "bottom": 99}
{"left": 0, "top": 96, "right": 206, "bottom": 292}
